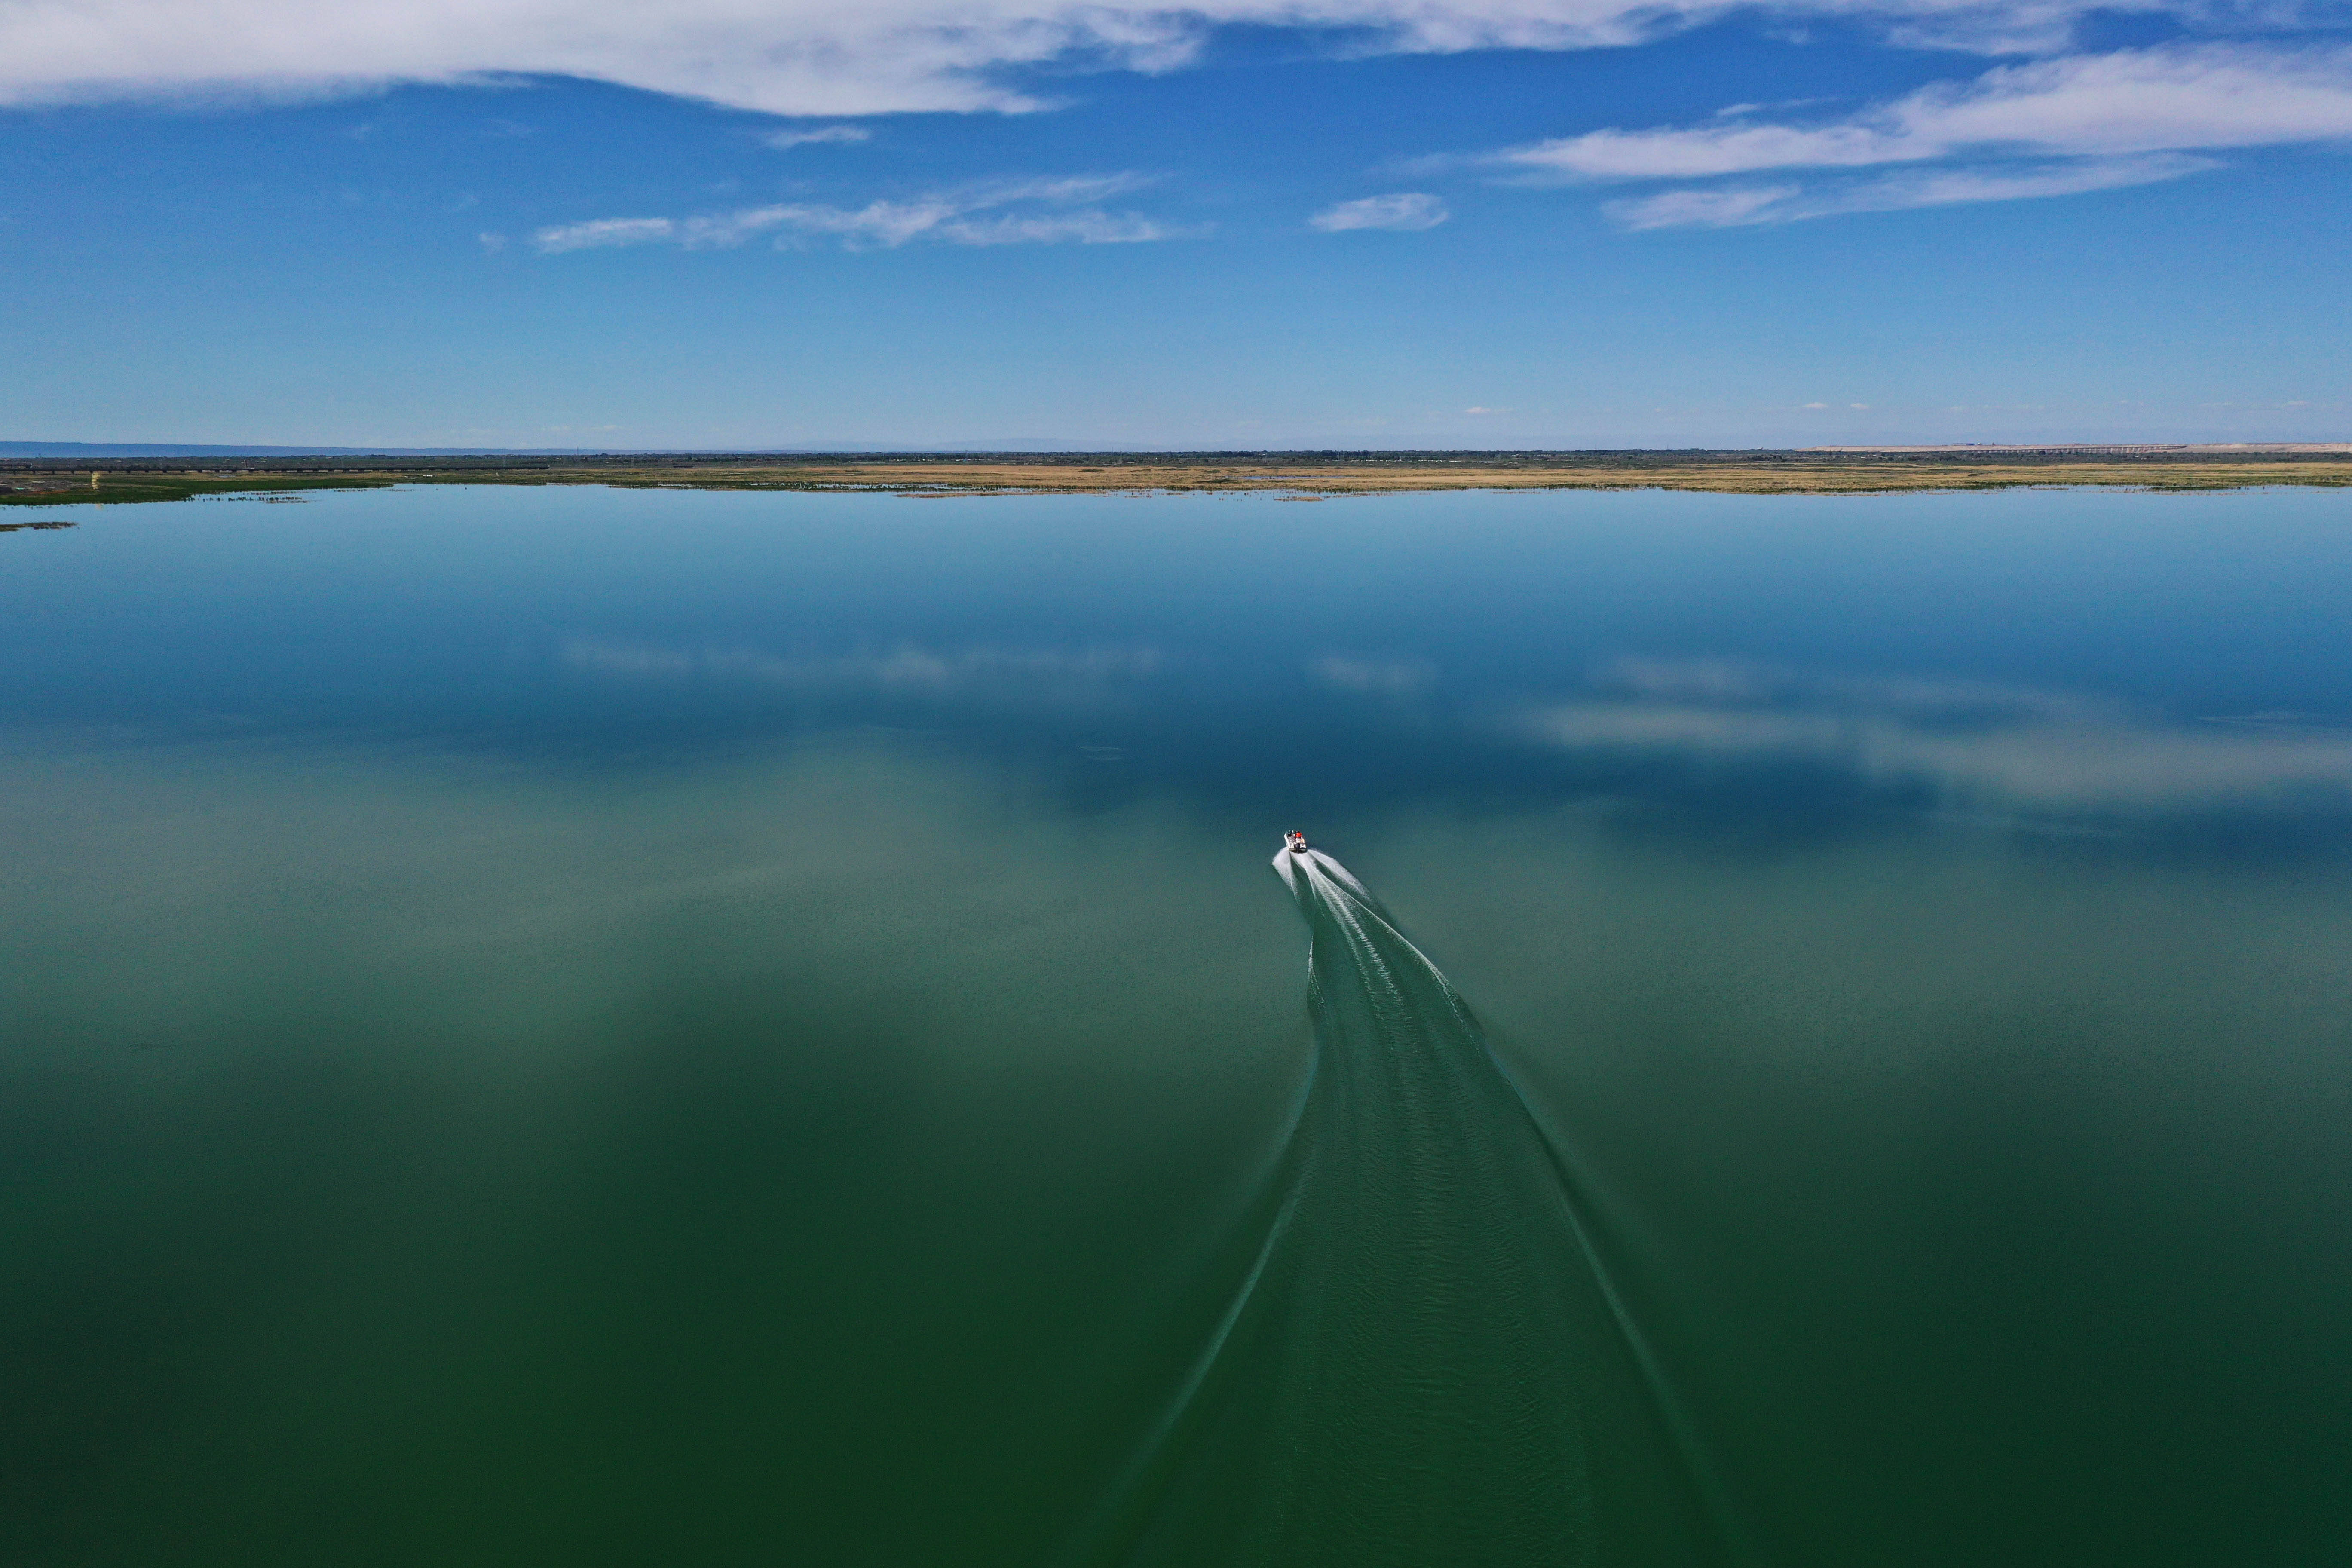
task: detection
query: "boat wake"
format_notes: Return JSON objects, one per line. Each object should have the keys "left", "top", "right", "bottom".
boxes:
{"left": 1068, "top": 843, "right": 1742, "bottom": 1567}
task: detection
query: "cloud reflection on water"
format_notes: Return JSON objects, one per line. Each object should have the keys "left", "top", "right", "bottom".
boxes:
{"left": 562, "top": 635, "right": 1164, "bottom": 704}
{"left": 1309, "top": 654, "right": 1437, "bottom": 698}
{"left": 1523, "top": 657, "right": 2352, "bottom": 814}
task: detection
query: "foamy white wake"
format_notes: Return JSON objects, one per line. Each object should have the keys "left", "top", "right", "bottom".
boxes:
{"left": 1066, "top": 839, "right": 1746, "bottom": 1567}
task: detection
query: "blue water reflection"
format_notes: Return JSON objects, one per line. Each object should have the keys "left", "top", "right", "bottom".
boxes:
{"left": 8, "top": 484, "right": 2352, "bottom": 838}
{"left": 6, "top": 484, "right": 2352, "bottom": 1568}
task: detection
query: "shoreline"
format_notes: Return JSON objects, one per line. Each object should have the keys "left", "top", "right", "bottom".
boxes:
{"left": 6, "top": 449, "right": 2352, "bottom": 507}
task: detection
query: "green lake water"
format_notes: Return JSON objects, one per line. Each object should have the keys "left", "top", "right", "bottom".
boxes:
{"left": 3, "top": 486, "right": 2349, "bottom": 1564}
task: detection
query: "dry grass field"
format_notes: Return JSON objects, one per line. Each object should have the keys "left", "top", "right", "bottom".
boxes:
{"left": 600, "top": 457, "right": 2352, "bottom": 496}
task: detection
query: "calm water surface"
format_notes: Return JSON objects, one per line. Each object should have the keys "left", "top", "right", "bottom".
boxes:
{"left": 4, "top": 486, "right": 2350, "bottom": 1565}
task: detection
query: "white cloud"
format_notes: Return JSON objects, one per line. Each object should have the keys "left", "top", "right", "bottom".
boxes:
{"left": 1311, "top": 191, "right": 1449, "bottom": 231}
{"left": 936, "top": 210, "right": 1183, "bottom": 244}
{"left": 532, "top": 172, "right": 1196, "bottom": 253}
{"left": 740, "top": 200, "right": 961, "bottom": 249}
{"left": 1605, "top": 183, "right": 1798, "bottom": 228}
{"left": 1823, "top": 152, "right": 2214, "bottom": 209}
{"left": 533, "top": 215, "right": 678, "bottom": 252}
{"left": 963, "top": 172, "right": 1160, "bottom": 205}
{"left": 1489, "top": 43, "right": 2352, "bottom": 181}
{"left": 761, "top": 124, "right": 872, "bottom": 149}
{"left": 0, "top": 0, "right": 2261, "bottom": 118}
{"left": 1471, "top": 42, "right": 2352, "bottom": 227}
{"left": 1604, "top": 152, "right": 2211, "bottom": 227}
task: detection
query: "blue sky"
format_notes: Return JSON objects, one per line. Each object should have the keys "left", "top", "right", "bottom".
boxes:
{"left": 3, "top": 2, "right": 2349, "bottom": 448}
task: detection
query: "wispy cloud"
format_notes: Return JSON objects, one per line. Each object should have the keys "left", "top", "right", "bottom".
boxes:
{"left": 1311, "top": 191, "right": 1449, "bottom": 231}
{"left": 0, "top": 1, "right": 2268, "bottom": 118}
{"left": 535, "top": 216, "right": 680, "bottom": 253}
{"left": 533, "top": 173, "right": 1200, "bottom": 254}
{"left": 1605, "top": 153, "right": 2211, "bottom": 228}
{"left": 760, "top": 123, "right": 871, "bottom": 150}
{"left": 1485, "top": 45, "right": 2352, "bottom": 183}
{"left": 935, "top": 210, "right": 1180, "bottom": 245}
{"left": 1454, "top": 43, "right": 2352, "bottom": 227}
{"left": 1605, "top": 183, "right": 1798, "bottom": 229}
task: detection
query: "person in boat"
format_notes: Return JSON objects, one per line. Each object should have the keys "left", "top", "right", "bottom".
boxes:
{"left": 1285, "top": 831, "right": 1309, "bottom": 854}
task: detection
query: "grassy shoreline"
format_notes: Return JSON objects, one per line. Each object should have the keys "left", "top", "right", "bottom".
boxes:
{"left": 6, "top": 450, "right": 2352, "bottom": 507}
